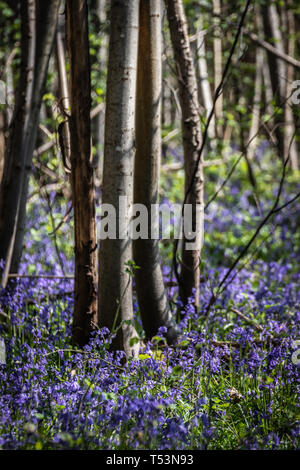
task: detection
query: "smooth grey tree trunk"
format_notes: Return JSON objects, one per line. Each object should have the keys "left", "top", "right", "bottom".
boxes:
{"left": 196, "top": 19, "right": 215, "bottom": 142}
{"left": 213, "top": 0, "right": 223, "bottom": 138}
{"left": 98, "top": 0, "right": 140, "bottom": 357}
{"left": 247, "top": 47, "right": 263, "bottom": 161}
{"left": 91, "top": 0, "right": 107, "bottom": 179}
{"left": 133, "top": 0, "right": 179, "bottom": 344}
{"left": 55, "top": 11, "right": 71, "bottom": 172}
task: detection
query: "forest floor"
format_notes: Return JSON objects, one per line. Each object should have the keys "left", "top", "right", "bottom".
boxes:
{"left": 0, "top": 144, "right": 299, "bottom": 449}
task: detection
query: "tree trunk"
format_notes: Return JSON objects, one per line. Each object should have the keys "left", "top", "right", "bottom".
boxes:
{"left": 196, "top": 18, "right": 215, "bottom": 142}
{"left": 213, "top": 0, "right": 223, "bottom": 138}
{"left": 91, "top": 0, "right": 107, "bottom": 179}
{"left": 0, "top": 111, "right": 5, "bottom": 186}
{"left": 0, "top": 0, "right": 36, "bottom": 287}
{"left": 9, "top": 0, "right": 60, "bottom": 277}
{"left": 66, "top": 0, "right": 98, "bottom": 346}
{"left": 247, "top": 47, "right": 263, "bottom": 161}
{"left": 56, "top": 11, "right": 71, "bottom": 172}
{"left": 133, "top": 0, "right": 179, "bottom": 344}
{"left": 165, "top": 0, "right": 204, "bottom": 308}
{"left": 283, "top": 1, "right": 298, "bottom": 170}
{"left": 261, "top": 2, "right": 286, "bottom": 160}
{"left": 98, "top": 0, "right": 140, "bottom": 357}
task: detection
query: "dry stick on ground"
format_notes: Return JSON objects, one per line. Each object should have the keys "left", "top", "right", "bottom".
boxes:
{"left": 230, "top": 307, "right": 264, "bottom": 333}
{"left": 8, "top": 274, "right": 74, "bottom": 279}
{"left": 171, "top": 0, "right": 252, "bottom": 297}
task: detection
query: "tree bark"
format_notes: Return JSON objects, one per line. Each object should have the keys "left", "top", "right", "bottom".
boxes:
{"left": 261, "top": 2, "right": 286, "bottom": 161}
{"left": 196, "top": 18, "right": 215, "bottom": 142}
{"left": 133, "top": 0, "right": 179, "bottom": 344}
{"left": 165, "top": 0, "right": 204, "bottom": 308}
{"left": 8, "top": 0, "right": 60, "bottom": 277}
{"left": 98, "top": 0, "right": 140, "bottom": 357}
{"left": 283, "top": 1, "right": 298, "bottom": 170}
{"left": 56, "top": 10, "right": 71, "bottom": 173}
{"left": 0, "top": 0, "right": 36, "bottom": 287}
{"left": 0, "top": 111, "right": 5, "bottom": 186}
{"left": 66, "top": 0, "right": 98, "bottom": 346}
{"left": 213, "top": 0, "right": 223, "bottom": 138}
{"left": 247, "top": 47, "right": 263, "bottom": 161}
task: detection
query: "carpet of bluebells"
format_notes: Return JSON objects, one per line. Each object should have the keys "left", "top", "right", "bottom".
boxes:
{"left": 0, "top": 144, "right": 299, "bottom": 450}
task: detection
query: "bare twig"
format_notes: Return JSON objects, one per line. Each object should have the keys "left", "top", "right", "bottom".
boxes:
{"left": 245, "top": 31, "right": 300, "bottom": 70}
{"left": 204, "top": 127, "right": 298, "bottom": 316}
{"left": 33, "top": 102, "right": 104, "bottom": 157}
{"left": 230, "top": 307, "right": 263, "bottom": 332}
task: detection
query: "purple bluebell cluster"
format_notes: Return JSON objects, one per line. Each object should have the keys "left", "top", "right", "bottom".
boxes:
{"left": 0, "top": 251, "right": 298, "bottom": 449}
{"left": 0, "top": 151, "right": 299, "bottom": 449}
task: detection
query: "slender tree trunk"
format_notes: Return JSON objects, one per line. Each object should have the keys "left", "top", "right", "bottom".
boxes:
{"left": 9, "top": 0, "right": 60, "bottom": 276}
{"left": 133, "top": 0, "right": 179, "bottom": 344}
{"left": 98, "top": 0, "right": 140, "bottom": 357}
{"left": 0, "top": 0, "right": 36, "bottom": 287}
{"left": 247, "top": 47, "right": 263, "bottom": 161}
{"left": 0, "top": 111, "right": 5, "bottom": 185}
{"left": 162, "top": 67, "right": 172, "bottom": 128}
{"left": 66, "top": 0, "right": 98, "bottom": 346}
{"left": 165, "top": 0, "right": 204, "bottom": 307}
{"left": 91, "top": 0, "right": 107, "bottom": 178}
{"left": 261, "top": 2, "right": 286, "bottom": 160}
{"left": 56, "top": 15, "right": 70, "bottom": 115}
{"left": 213, "top": 0, "right": 223, "bottom": 138}
{"left": 283, "top": 1, "right": 298, "bottom": 170}
{"left": 196, "top": 19, "right": 215, "bottom": 142}
{"left": 262, "top": 56, "right": 274, "bottom": 128}
{"left": 56, "top": 11, "right": 71, "bottom": 170}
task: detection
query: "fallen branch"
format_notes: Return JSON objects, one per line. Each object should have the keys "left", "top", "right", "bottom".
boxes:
{"left": 7, "top": 274, "right": 74, "bottom": 279}
{"left": 230, "top": 307, "right": 263, "bottom": 332}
